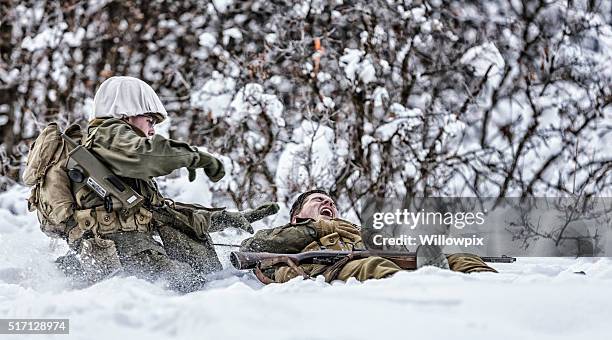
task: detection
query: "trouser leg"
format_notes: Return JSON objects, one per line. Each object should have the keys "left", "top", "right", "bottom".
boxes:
{"left": 157, "top": 224, "right": 223, "bottom": 275}
{"left": 271, "top": 253, "right": 495, "bottom": 285}
{"left": 335, "top": 256, "right": 402, "bottom": 281}
{"left": 121, "top": 249, "right": 207, "bottom": 293}
{"left": 447, "top": 253, "right": 497, "bottom": 273}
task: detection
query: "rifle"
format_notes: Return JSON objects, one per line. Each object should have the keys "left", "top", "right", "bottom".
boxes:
{"left": 230, "top": 250, "right": 516, "bottom": 271}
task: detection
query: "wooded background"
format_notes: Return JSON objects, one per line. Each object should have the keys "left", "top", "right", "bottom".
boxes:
{"left": 1, "top": 0, "right": 610, "bottom": 214}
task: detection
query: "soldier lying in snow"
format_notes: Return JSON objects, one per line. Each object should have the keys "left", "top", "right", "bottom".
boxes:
{"left": 240, "top": 190, "right": 496, "bottom": 283}
{"left": 30, "top": 76, "right": 277, "bottom": 292}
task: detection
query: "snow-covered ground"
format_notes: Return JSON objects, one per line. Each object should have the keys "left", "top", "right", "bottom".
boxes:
{"left": 1, "top": 186, "right": 611, "bottom": 340}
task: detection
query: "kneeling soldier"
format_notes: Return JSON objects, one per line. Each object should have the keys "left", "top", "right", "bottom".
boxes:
{"left": 57, "top": 76, "right": 275, "bottom": 292}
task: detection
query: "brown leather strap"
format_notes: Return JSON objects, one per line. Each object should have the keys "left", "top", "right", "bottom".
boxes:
{"left": 254, "top": 257, "right": 310, "bottom": 284}
{"left": 253, "top": 267, "right": 276, "bottom": 284}
{"left": 322, "top": 253, "right": 355, "bottom": 283}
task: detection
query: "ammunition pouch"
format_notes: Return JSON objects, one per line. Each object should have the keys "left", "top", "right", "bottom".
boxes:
{"left": 69, "top": 206, "right": 153, "bottom": 246}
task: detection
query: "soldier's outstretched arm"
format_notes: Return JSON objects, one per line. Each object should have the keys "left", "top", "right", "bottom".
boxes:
{"left": 90, "top": 122, "right": 223, "bottom": 180}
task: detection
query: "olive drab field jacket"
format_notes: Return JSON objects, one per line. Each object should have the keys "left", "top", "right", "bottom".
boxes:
{"left": 69, "top": 118, "right": 223, "bottom": 247}
{"left": 240, "top": 218, "right": 364, "bottom": 282}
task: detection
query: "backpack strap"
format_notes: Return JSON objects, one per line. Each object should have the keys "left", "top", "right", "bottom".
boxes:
{"left": 84, "top": 125, "right": 102, "bottom": 149}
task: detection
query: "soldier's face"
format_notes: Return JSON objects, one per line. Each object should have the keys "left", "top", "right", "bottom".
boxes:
{"left": 292, "top": 193, "right": 338, "bottom": 223}
{"left": 127, "top": 115, "right": 156, "bottom": 137}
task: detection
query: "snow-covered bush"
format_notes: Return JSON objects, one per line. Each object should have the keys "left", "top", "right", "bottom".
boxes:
{"left": 1, "top": 0, "right": 610, "bottom": 222}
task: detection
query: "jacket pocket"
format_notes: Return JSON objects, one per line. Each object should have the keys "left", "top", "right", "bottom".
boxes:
{"left": 318, "top": 232, "right": 355, "bottom": 251}
{"left": 319, "top": 233, "right": 341, "bottom": 249}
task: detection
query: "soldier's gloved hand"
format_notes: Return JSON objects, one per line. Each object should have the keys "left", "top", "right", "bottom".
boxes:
{"left": 189, "top": 151, "right": 225, "bottom": 182}
{"left": 312, "top": 218, "right": 360, "bottom": 240}
{"left": 210, "top": 210, "right": 254, "bottom": 234}
{"left": 242, "top": 202, "right": 280, "bottom": 223}
{"left": 203, "top": 156, "right": 225, "bottom": 182}
{"left": 209, "top": 203, "right": 280, "bottom": 234}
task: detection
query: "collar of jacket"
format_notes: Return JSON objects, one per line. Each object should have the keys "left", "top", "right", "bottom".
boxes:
{"left": 292, "top": 217, "right": 315, "bottom": 226}
{"left": 87, "top": 117, "right": 146, "bottom": 137}
{"left": 292, "top": 217, "right": 361, "bottom": 230}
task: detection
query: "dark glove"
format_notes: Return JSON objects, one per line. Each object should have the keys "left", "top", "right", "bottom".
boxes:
{"left": 242, "top": 202, "right": 280, "bottom": 223}
{"left": 204, "top": 157, "right": 225, "bottom": 182}
{"left": 210, "top": 210, "right": 254, "bottom": 234}
{"left": 209, "top": 203, "right": 280, "bottom": 234}
{"left": 188, "top": 152, "right": 225, "bottom": 182}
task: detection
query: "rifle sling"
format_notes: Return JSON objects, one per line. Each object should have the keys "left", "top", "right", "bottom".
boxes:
{"left": 253, "top": 267, "right": 276, "bottom": 284}
{"left": 320, "top": 253, "right": 356, "bottom": 283}
{"left": 255, "top": 256, "right": 310, "bottom": 284}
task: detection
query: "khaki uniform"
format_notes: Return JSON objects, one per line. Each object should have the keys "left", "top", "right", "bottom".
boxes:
{"left": 62, "top": 118, "right": 227, "bottom": 292}
{"left": 240, "top": 219, "right": 496, "bottom": 283}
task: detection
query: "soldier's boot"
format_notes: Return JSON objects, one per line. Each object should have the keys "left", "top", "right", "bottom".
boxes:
{"left": 416, "top": 244, "right": 450, "bottom": 270}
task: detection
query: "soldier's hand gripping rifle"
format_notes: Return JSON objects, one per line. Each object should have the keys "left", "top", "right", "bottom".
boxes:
{"left": 61, "top": 134, "right": 143, "bottom": 215}
{"left": 230, "top": 250, "right": 516, "bottom": 272}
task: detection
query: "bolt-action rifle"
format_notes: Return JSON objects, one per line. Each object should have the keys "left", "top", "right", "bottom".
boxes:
{"left": 231, "top": 250, "right": 516, "bottom": 272}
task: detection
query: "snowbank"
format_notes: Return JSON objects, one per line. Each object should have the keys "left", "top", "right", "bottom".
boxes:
{"left": 1, "top": 186, "right": 611, "bottom": 340}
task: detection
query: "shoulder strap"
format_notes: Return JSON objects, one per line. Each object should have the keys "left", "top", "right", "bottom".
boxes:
{"left": 84, "top": 125, "right": 102, "bottom": 149}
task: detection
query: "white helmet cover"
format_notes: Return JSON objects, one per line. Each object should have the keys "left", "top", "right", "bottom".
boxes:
{"left": 92, "top": 76, "right": 167, "bottom": 123}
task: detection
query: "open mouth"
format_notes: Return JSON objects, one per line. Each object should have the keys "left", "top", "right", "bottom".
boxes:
{"left": 319, "top": 207, "right": 334, "bottom": 219}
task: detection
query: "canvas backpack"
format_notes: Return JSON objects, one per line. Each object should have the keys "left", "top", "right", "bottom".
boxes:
{"left": 23, "top": 123, "right": 83, "bottom": 239}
